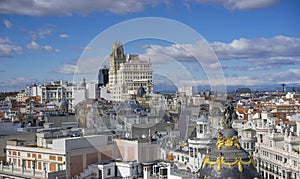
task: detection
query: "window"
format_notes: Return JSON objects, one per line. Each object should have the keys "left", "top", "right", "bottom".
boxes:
{"left": 33, "top": 160, "right": 37, "bottom": 169}
{"left": 13, "top": 158, "right": 17, "bottom": 166}
{"left": 107, "top": 168, "right": 111, "bottom": 176}
{"left": 57, "top": 156, "right": 63, "bottom": 161}
{"left": 49, "top": 155, "right": 56, "bottom": 160}
{"left": 58, "top": 164, "right": 64, "bottom": 171}
{"left": 43, "top": 163, "right": 48, "bottom": 171}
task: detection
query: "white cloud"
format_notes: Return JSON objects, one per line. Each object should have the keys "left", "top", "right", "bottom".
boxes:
{"left": 193, "top": 0, "right": 278, "bottom": 10}
{"left": 212, "top": 36, "right": 300, "bottom": 60}
{"left": 30, "top": 27, "right": 53, "bottom": 40}
{"left": 190, "top": 68, "right": 300, "bottom": 86}
{"left": 211, "top": 36, "right": 300, "bottom": 70}
{"left": 0, "top": 77, "right": 41, "bottom": 92}
{"left": 0, "top": 0, "right": 167, "bottom": 16}
{"left": 143, "top": 36, "right": 300, "bottom": 70}
{"left": 144, "top": 40, "right": 218, "bottom": 66}
{"left": 3, "top": 19, "right": 13, "bottom": 28}
{"left": 80, "top": 46, "right": 93, "bottom": 51}
{"left": 60, "top": 34, "right": 70, "bottom": 38}
{"left": 57, "top": 57, "right": 106, "bottom": 75}
{"left": 56, "top": 64, "right": 77, "bottom": 74}
{"left": 0, "top": 37, "right": 23, "bottom": 57}
{"left": 142, "top": 36, "right": 300, "bottom": 86}
{"left": 26, "top": 41, "right": 60, "bottom": 52}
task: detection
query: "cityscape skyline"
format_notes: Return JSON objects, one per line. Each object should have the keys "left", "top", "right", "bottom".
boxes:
{"left": 1, "top": 0, "right": 300, "bottom": 92}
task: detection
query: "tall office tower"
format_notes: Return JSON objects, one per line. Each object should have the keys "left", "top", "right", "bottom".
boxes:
{"left": 98, "top": 67, "right": 109, "bottom": 87}
{"left": 108, "top": 42, "right": 153, "bottom": 101}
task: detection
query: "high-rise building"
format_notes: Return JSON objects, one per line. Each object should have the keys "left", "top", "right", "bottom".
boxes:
{"left": 98, "top": 67, "right": 109, "bottom": 87}
{"left": 108, "top": 42, "right": 153, "bottom": 101}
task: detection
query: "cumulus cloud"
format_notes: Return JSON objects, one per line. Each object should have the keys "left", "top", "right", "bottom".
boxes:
{"left": 0, "top": 77, "right": 41, "bottom": 92}
{"left": 30, "top": 27, "right": 53, "bottom": 40}
{"left": 211, "top": 36, "right": 300, "bottom": 70}
{"left": 192, "top": 0, "right": 278, "bottom": 10}
{"left": 212, "top": 36, "right": 300, "bottom": 60}
{"left": 244, "top": 57, "right": 300, "bottom": 71}
{"left": 56, "top": 64, "right": 77, "bottom": 75}
{"left": 0, "top": 37, "right": 23, "bottom": 57}
{"left": 144, "top": 40, "right": 218, "bottom": 65}
{"left": 60, "top": 34, "right": 70, "bottom": 38}
{"left": 56, "top": 57, "right": 106, "bottom": 74}
{"left": 146, "top": 36, "right": 300, "bottom": 71}
{"left": 190, "top": 68, "right": 300, "bottom": 86}
{"left": 142, "top": 36, "right": 300, "bottom": 86}
{"left": 3, "top": 19, "right": 13, "bottom": 28}
{"left": 26, "top": 41, "right": 60, "bottom": 52}
{"left": 228, "top": 68, "right": 300, "bottom": 86}
{"left": 0, "top": 0, "right": 166, "bottom": 16}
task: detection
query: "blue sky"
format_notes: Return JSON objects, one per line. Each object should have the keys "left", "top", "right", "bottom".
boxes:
{"left": 0, "top": 0, "right": 300, "bottom": 92}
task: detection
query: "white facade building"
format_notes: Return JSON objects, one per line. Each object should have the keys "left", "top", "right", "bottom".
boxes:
{"left": 2, "top": 134, "right": 116, "bottom": 178}
{"left": 186, "top": 115, "right": 212, "bottom": 172}
{"left": 254, "top": 117, "right": 300, "bottom": 179}
{"left": 108, "top": 42, "right": 153, "bottom": 101}
{"left": 25, "top": 80, "right": 98, "bottom": 112}
{"left": 178, "top": 85, "right": 196, "bottom": 97}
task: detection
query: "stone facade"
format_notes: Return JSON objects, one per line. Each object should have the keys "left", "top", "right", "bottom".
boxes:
{"left": 108, "top": 42, "right": 153, "bottom": 101}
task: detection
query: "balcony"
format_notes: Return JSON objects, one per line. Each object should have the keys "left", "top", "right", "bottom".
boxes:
{"left": 268, "top": 132, "right": 284, "bottom": 141}
{"left": 284, "top": 135, "right": 300, "bottom": 144}
{"left": 0, "top": 162, "right": 66, "bottom": 179}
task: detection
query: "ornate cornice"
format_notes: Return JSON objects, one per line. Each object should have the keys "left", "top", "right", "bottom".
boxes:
{"left": 201, "top": 156, "right": 256, "bottom": 172}
{"left": 216, "top": 136, "right": 240, "bottom": 150}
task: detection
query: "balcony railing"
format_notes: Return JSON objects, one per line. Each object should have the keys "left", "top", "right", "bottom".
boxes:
{"left": 0, "top": 162, "right": 66, "bottom": 179}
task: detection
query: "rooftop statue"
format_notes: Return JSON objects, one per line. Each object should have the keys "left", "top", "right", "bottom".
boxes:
{"left": 222, "top": 101, "right": 234, "bottom": 128}
{"left": 199, "top": 100, "right": 260, "bottom": 178}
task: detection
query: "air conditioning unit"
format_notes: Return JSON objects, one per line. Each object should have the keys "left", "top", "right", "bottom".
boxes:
{"left": 152, "top": 165, "right": 159, "bottom": 175}
{"left": 159, "top": 167, "right": 167, "bottom": 179}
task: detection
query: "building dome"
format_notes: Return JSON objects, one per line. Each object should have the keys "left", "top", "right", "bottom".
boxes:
{"left": 198, "top": 101, "right": 260, "bottom": 179}
{"left": 137, "top": 85, "right": 146, "bottom": 97}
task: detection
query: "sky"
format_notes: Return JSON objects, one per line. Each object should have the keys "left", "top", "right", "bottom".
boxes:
{"left": 0, "top": 0, "right": 300, "bottom": 92}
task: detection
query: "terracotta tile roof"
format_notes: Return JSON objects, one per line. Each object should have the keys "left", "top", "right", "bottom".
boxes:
{"left": 235, "top": 108, "right": 249, "bottom": 114}
{"left": 0, "top": 112, "right": 4, "bottom": 118}
{"left": 251, "top": 110, "right": 262, "bottom": 114}
{"left": 272, "top": 112, "right": 287, "bottom": 121}
{"left": 276, "top": 119, "right": 296, "bottom": 126}
{"left": 284, "top": 120, "right": 296, "bottom": 126}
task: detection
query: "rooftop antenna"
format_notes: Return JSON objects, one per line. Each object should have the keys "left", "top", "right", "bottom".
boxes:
{"left": 281, "top": 83, "right": 286, "bottom": 93}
